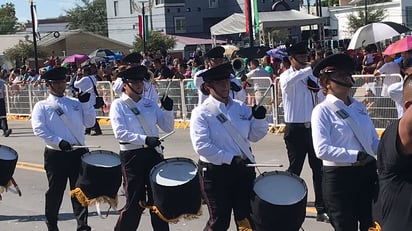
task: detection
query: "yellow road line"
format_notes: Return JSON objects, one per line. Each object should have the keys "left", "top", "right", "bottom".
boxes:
{"left": 306, "top": 207, "right": 317, "bottom": 214}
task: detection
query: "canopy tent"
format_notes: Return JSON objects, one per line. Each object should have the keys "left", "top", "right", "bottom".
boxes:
{"left": 210, "top": 10, "right": 322, "bottom": 45}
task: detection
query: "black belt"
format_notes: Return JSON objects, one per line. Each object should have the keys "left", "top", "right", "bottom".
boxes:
{"left": 286, "top": 122, "right": 311, "bottom": 128}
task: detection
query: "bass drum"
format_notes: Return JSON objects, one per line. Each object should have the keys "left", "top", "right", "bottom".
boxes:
{"left": 251, "top": 171, "right": 308, "bottom": 231}
{"left": 149, "top": 157, "right": 201, "bottom": 222}
{"left": 0, "top": 145, "right": 18, "bottom": 188}
{"left": 70, "top": 150, "right": 122, "bottom": 209}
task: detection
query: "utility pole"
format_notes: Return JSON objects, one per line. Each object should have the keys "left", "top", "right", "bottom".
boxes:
{"left": 30, "top": 0, "right": 39, "bottom": 74}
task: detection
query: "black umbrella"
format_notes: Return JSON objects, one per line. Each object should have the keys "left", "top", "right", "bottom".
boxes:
{"left": 81, "top": 56, "right": 107, "bottom": 67}
{"left": 89, "top": 49, "right": 115, "bottom": 58}
{"left": 236, "top": 46, "right": 271, "bottom": 59}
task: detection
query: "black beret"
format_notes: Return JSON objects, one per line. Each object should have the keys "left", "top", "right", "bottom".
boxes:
{"left": 41, "top": 67, "right": 67, "bottom": 81}
{"left": 204, "top": 46, "right": 225, "bottom": 59}
{"left": 286, "top": 42, "right": 309, "bottom": 56}
{"left": 313, "top": 53, "right": 355, "bottom": 78}
{"left": 198, "top": 62, "right": 232, "bottom": 82}
{"left": 122, "top": 52, "right": 143, "bottom": 64}
{"left": 117, "top": 65, "right": 148, "bottom": 81}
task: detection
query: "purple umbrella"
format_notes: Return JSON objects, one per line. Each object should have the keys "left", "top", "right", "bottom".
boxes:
{"left": 266, "top": 48, "right": 288, "bottom": 60}
{"left": 63, "top": 54, "right": 89, "bottom": 63}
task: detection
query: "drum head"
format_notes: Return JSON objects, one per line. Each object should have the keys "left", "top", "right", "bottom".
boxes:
{"left": 82, "top": 151, "right": 121, "bottom": 168}
{"left": 151, "top": 158, "right": 197, "bottom": 187}
{"left": 254, "top": 171, "right": 307, "bottom": 205}
{"left": 0, "top": 145, "right": 17, "bottom": 160}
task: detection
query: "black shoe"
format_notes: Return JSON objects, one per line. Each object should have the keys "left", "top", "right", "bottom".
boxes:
{"left": 316, "top": 213, "right": 330, "bottom": 223}
{"left": 3, "top": 129, "right": 12, "bottom": 137}
{"left": 90, "top": 131, "right": 102, "bottom": 136}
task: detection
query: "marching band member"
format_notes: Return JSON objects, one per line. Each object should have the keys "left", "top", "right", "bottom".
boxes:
{"left": 193, "top": 46, "right": 246, "bottom": 105}
{"left": 373, "top": 73, "right": 412, "bottom": 230}
{"left": 112, "top": 52, "right": 159, "bottom": 102}
{"left": 279, "top": 42, "right": 328, "bottom": 222}
{"left": 31, "top": 67, "right": 96, "bottom": 231}
{"left": 109, "top": 65, "right": 174, "bottom": 231}
{"left": 311, "top": 54, "right": 379, "bottom": 231}
{"left": 190, "top": 62, "right": 268, "bottom": 230}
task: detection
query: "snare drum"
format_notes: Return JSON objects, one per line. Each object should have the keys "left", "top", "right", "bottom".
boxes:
{"left": 251, "top": 171, "right": 308, "bottom": 231}
{"left": 0, "top": 145, "right": 18, "bottom": 188}
{"left": 70, "top": 150, "right": 122, "bottom": 209}
{"left": 149, "top": 157, "right": 201, "bottom": 222}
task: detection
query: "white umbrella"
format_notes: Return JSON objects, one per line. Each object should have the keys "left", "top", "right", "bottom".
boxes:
{"left": 347, "top": 22, "right": 411, "bottom": 50}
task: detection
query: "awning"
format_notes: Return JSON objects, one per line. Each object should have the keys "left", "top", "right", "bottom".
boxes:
{"left": 210, "top": 10, "right": 322, "bottom": 36}
{"left": 258, "top": 10, "right": 322, "bottom": 29}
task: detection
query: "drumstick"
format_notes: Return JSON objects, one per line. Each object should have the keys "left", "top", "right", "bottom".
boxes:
{"left": 248, "top": 84, "right": 274, "bottom": 120}
{"left": 256, "top": 84, "right": 274, "bottom": 108}
{"left": 72, "top": 145, "right": 101, "bottom": 149}
{"left": 159, "top": 131, "right": 175, "bottom": 141}
{"left": 246, "top": 163, "right": 283, "bottom": 167}
{"left": 10, "top": 177, "right": 22, "bottom": 197}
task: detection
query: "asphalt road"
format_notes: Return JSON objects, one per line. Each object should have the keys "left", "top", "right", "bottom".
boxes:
{"left": 0, "top": 120, "right": 333, "bottom": 231}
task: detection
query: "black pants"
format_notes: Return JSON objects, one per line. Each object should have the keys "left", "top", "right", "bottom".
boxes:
{"left": 0, "top": 98, "right": 9, "bottom": 133}
{"left": 43, "top": 147, "right": 90, "bottom": 231}
{"left": 323, "top": 162, "right": 377, "bottom": 231}
{"left": 85, "top": 119, "right": 101, "bottom": 134}
{"left": 284, "top": 123, "right": 326, "bottom": 213}
{"left": 114, "top": 148, "right": 169, "bottom": 231}
{"left": 198, "top": 160, "right": 256, "bottom": 231}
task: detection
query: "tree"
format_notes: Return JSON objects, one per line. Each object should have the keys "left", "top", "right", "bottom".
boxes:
{"left": 0, "top": 2, "right": 18, "bottom": 34}
{"left": 4, "top": 40, "right": 47, "bottom": 67}
{"left": 133, "top": 31, "right": 176, "bottom": 54}
{"left": 66, "top": 0, "right": 108, "bottom": 36}
{"left": 347, "top": 7, "right": 386, "bottom": 34}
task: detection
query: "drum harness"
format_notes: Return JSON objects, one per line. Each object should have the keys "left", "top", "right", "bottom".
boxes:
{"left": 122, "top": 98, "right": 163, "bottom": 155}
{"left": 203, "top": 102, "right": 256, "bottom": 164}
{"left": 323, "top": 99, "right": 375, "bottom": 157}
{"left": 47, "top": 100, "right": 85, "bottom": 146}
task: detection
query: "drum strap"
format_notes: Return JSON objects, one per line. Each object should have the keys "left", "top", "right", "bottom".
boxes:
{"left": 47, "top": 100, "right": 84, "bottom": 146}
{"left": 323, "top": 99, "right": 375, "bottom": 156}
{"left": 203, "top": 102, "right": 256, "bottom": 164}
{"left": 122, "top": 98, "right": 163, "bottom": 154}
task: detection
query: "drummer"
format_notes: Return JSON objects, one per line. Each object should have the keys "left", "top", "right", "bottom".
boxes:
{"left": 109, "top": 65, "right": 174, "bottom": 231}
{"left": 311, "top": 54, "right": 379, "bottom": 231}
{"left": 189, "top": 62, "right": 268, "bottom": 230}
{"left": 31, "top": 67, "right": 96, "bottom": 231}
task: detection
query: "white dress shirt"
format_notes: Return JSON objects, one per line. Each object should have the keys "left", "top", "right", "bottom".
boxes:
{"left": 280, "top": 66, "right": 324, "bottom": 123}
{"left": 190, "top": 96, "right": 268, "bottom": 165}
{"left": 31, "top": 94, "right": 96, "bottom": 149}
{"left": 311, "top": 94, "right": 379, "bottom": 165}
{"left": 74, "top": 75, "right": 97, "bottom": 106}
{"left": 387, "top": 81, "right": 404, "bottom": 118}
{"left": 109, "top": 94, "right": 174, "bottom": 146}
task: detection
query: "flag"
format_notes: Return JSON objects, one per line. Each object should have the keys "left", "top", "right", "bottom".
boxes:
{"left": 138, "top": 15, "right": 143, "bottom": 39}
{"left": 252, "top": 0, "right": 259, "bottom": 39}
{"left": 245, "top": 0, "right": 250, "bottom": 34}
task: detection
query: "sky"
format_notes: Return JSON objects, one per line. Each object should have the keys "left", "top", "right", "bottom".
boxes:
{"left": 12, "top": 0, "right": 82, "bottom": 22}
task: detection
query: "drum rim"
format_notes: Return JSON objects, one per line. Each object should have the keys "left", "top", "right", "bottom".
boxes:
{"left": 0, "top": 144, "right": 18, "bottom": 160}
{"left": 81, "top": 150, "right": 121, "bottom": 167}
{"left": 253, "top": 170, "right": 308, "bottom": 205}
{"left": 150, "top": 157, "right": 198, "bottom": 175}
{"left": 150, "top": 157, "right": 198, "bottom": 186}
